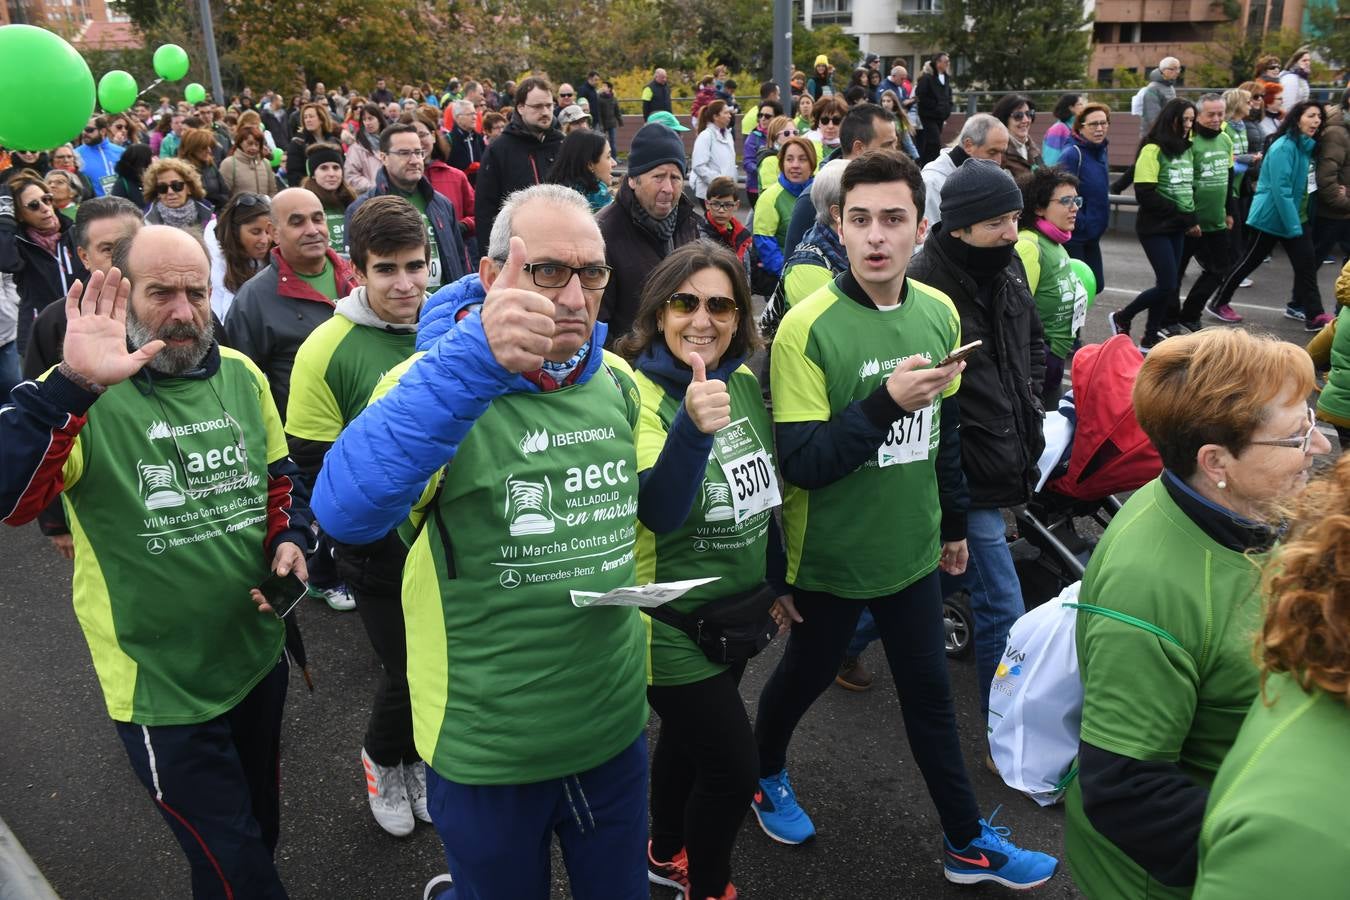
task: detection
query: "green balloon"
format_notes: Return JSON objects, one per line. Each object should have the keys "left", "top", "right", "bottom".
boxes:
{"left": 271, "top": 147, "right": 284, "bottom": 168}
{"left": 98, "top": 69, "right": 138, "bottom": 114}
{"left": 185, "top": 82, "right": 206, "bottom": 104}
{"left": 0, "top": 25, "right": 95, "bottom": 151}
{"left": 153, "top": 43, "right": 190, "bottom": 81}
{"left": 1069, "top": 258, "right": 1097, "bottom": 306}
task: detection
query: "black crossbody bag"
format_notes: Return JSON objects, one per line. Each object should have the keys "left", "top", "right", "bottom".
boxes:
{"left": 642, "top": 583, "right": 779, "bottom": 665}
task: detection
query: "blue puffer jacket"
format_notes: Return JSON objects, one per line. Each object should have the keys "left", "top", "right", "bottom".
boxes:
{"left": 416, "top": 272, "right": 487, "bottom": 351}
{"left": 1056, "top": 132, "right": 1110, "bottom": 242}
{"left": 1246, "top": 131, "right": 1315, "bottom": 239}
{"left": 312, "top": 303, "right": 611, "bottom": 544}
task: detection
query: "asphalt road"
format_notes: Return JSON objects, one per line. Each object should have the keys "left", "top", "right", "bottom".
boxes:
{"left": 0, "top": 232, "right": 1342, "bottom": 900}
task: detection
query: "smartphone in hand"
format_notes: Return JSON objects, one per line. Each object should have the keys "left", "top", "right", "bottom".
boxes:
{"left": 937, "top": 340, "right": 983, "bottom": 368}
{"left": 258, "top": 571, "right": 309, "bottom": 619}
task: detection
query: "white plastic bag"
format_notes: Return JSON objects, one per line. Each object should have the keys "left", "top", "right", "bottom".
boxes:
{"left": 1130, "top": 85, "right": 1147, "bottom": 116}
{"left": 987, "top": 582, "right": 1082, "bottom": 806}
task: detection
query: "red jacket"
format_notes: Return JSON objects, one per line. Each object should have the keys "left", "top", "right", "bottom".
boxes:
{"left": 426, "top": 160, "right": 476, "bottom": 236}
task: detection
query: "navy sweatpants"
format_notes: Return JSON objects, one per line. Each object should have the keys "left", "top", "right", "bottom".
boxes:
{"left": 426, "top": 733, "right": 649, "bottom": 900}
{"left": 116, "top": 657, "right": 289, "bottom": 900}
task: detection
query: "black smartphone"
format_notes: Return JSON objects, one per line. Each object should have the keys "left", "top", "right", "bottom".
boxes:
{"left": 258, "top": 571, "right": 309, "bottom": 619}
{"left": 937, "top": 340, "right": 983, "bottom": 368}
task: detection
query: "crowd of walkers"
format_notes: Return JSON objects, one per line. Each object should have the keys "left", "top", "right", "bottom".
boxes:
{"left": 1, "top": 46, "right": 1348, "bottom": 900}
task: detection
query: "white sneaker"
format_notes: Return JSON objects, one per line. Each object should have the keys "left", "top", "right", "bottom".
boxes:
{"left": 404, "top": 760, "right": 431, "bottom": 823}
{"left": 314, "top": 584, "right": 355, "bottom": 611}
{"left": 423, "top": 874, "right": 455, "bottom": 900}
{"left": 1238, "top": 277, "right": 1253, "bottom": 288}
{"left": 362, "top": 747, "right": 414, "bottom": 836}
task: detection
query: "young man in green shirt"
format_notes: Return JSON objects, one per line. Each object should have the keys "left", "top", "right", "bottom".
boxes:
{"left": 753, "top": 150, "right": 1059, "bottom": 889}
{"left": 286, "top": 195, "right": 428, "bottom": 837}
{"left": 1, "top": 225, "right": 314, "bottom": 898}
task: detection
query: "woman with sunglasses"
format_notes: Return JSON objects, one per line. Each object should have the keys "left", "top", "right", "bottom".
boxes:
{"left": 743, "top": 101, "right": 781, "bottom": 210}
{"left": 803, "top": 95, "right": 847, "bottom": 159}
{"left": 1066, "top": 329, "right": 1331, "bottom": 900}
{"left": 753, "top": 137, "right": 817, "bottom": 281}
{"left": 205, "top": 192, "right": 273, "bottom": 320}
{"left": 0, "top": 170, "right": 86, "bottom": 357}
{"left": 1015, "top": 167, "right": 1085, "bottom": 406}
{"left": 141, "top": 157, "right": 213, "bottom": 233}
{"left": 755, "top": 115, "right": 799, "bottom": 192}
{"left": 993, "top": 94, "right": 1042, "bottom": 180}
{"left": 1110, "top": 98, "right": 1196, "bottom": 350}
{"left": 615, "top": 241, "right": 785, "bottom": 900}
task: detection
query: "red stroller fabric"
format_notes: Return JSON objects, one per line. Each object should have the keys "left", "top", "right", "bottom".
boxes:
{"left": 1047, "top": 335, "right": 1162, "bottom": 500}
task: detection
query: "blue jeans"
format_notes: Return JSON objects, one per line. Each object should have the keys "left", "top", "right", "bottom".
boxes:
{"left": 846, "top": 607, "right": 878, "bottom": 658}
{"left": 0, "top": 340, "right": 19, "bottom": 404}
{"left": 426, "top": 734, "right": 649, "bottom": 900}
{"left": 948, "top": 508, "right": 1026, "bottom": 714}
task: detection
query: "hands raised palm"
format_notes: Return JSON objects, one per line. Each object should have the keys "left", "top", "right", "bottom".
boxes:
{"left": 62, "top": 268, "right": 164, "bottom": 387}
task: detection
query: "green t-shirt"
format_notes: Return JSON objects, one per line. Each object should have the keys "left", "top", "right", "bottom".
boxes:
{"left": 53, "top": 348, "right": 288, "bottom": 725}
{"left": 285, "top": 313, "right": 417, "bottom": 442}
{"left": 404, "top": 190, "right": 443, "bottom": 290}
{"left": 296, "top": 259, "right": 338, "bottom": 301}
{"left": 771, "top": 277, "right": 961, "bottom": 598}
{"left": 1195, "top": 674, "right": 1350, "bottom": 899}
{"left": 1015, "top": 229, "right": 1084, "bottom": 360}
{"left": 633, "top": 366, "right": 776, "bottom": 686}
{"left": 384, "top": 350, "right": 650, "bottom": 785}
{"left": 1065, "top": 478, "right": 1265, "bottom": 900}
{"left": 324, "top": 212, "right": 346, "bottom": 255}
{"left": 1191, "top": 130, "right": 1234, "bottom": 232}
{"left": 1135, "top": 143, "right": 1195, "bottom": 214}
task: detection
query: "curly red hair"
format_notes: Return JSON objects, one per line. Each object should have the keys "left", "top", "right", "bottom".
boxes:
{"left": 1259, "top": 455, "right": 1350, "bottom": 706}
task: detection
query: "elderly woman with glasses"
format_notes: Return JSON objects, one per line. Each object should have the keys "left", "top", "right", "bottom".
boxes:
{"left": 141, "top": 157, "right": 213, "bottom": 233}
{"left": 1066, "top": 329, "right": 1332, "bottom": 900}
{"left": 614, "top": 240, "right": 786, "bottom": 900}
{"left": 1056, "top": 102, "right": 1112, "bottom": 295}
{"left": 992, "top": 94, "right": 1043, "bottom": 180}
{"left": 0, "top": 169, "right": 88, "bottom": 357}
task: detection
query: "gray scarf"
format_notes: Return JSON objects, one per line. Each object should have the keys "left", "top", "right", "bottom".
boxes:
{"left": 629, "top": 196, "right": 680, "bottom": 247}
{"left": 155, "top": 200, "right": 199, "bottom": 230}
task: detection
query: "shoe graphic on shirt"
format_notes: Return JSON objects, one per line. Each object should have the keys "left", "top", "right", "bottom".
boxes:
{"left": 703, "top": 481, "right": 734, "bottom": 522}
{"left": 505, "top": 476, "right": 555, "bottom": 536}
{"left": 138, "top": 460, "right": 186, "bottom": 510}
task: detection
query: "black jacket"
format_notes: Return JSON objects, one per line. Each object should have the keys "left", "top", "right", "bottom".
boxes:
{"left": 447, "top": 124, "right": 486, "bottom": 179}
{"left": 199, "top": 162, "right": 230, "bottom": 211}
{"left": 595, "top": 181, "right": 700, "bottom": 348}
{"left": 0, "top": 210, "right": 86, "bottom": 357}
{"left": 577, "top": 82, "right": 602, "bottom": 121}
{"left": 473, "top": 115, "right": 564, "bottom": 247}
{"left": 642, "top": 80, "right": 672, "bottom": 119}
{"left": 915, "top": 70, "right": 954, "bottom": 123}
{"left": 285, "top": 130, "right": 337, "bottom": 187}
{"left": 907, "top": 227, "right": 1046, "bottom": 509}
{"left": 594, "top": 92, "right": 623, "bottom": 132}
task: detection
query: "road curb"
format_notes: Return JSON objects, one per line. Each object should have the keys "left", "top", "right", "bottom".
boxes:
{"left": 0, "top": 817, "right": 59, "bottom": 900}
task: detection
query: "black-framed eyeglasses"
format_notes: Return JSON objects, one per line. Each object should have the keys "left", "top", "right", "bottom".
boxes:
{"left": 154, "top": 181, "right": 187, "bottom": 195}
{"left": 707, "top": 200, "right": 738, "bottom": 211}
{"left": 1249, "top": 408, "right": 1319, "bottom": 454}
{"left": 1011, "top": 110, "right": 1036, "bottom": 122}
{"left": 521, "top": 261, "right": 613, "bottom": 290}
{"left": 24, "top": 194, "right": 55, "bottom": 211}
{"left": 817, "top": 115, "right": 843, "bottom": 126}
{"left": 666, "top": 292, "right": 738, "bottom": 320}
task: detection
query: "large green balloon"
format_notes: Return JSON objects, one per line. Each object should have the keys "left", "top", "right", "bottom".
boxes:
{"left": 1069, "top": 257, "right": 1097, "bottom": 306}
{"left": 0, "top": 25, "right": 95, "bottom": 151}
{"left": 98, "top": 70, "right": 138, "bottom": 114}
{"left": 270, "top": 147, "right": 284, "bottom": 169}
{"left": 153, "top": 43, "right": 190, "bottom": 81}
{"left": 184, "top": 82, "right": 206, "bottom": 105}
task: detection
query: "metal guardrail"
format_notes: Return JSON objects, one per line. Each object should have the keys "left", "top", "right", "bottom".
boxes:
{"left": 0, "top": 817, "right": 59, "bottom": 900}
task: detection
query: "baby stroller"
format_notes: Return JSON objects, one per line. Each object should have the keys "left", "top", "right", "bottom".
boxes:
{"left": 944, "top": 336, "right": 1163, "bottom": 657}
{"left": 1013, "top": 334, "right": 1163, "bottom": 606}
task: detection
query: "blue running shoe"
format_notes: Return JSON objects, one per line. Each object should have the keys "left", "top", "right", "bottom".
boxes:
{"left": 943, "top": 806, "right": 1058, "bottom": 890}
{"left": 751, "top": 769, "right": 815, "bottom": 844}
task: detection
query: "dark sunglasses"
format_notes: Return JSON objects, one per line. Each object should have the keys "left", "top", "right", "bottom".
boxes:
{"left": 1010, "top": 110, "right": 1036, "bottom": 122}
{"left": 155, "top": 181, "right": 187, "bottom": 195}
{"left": 24, "top": 194, "right": 55, "bottom": 211}
{"left": 559, "top": 92, "right": 574, "bottom": 98}
{"left": 83, "top": 125, "right": 99, "bottom": 133}
{"left": 758, "top": 111, "right": 774, "bottom": 118}
{"left": 235, "top": 192, "right": 270, "bottom": 208}
{"left": 817, "top": 115, "right": 843, "bottom": 126}
{"left": 666, "top": 292, "right": 738, "bottom": 320}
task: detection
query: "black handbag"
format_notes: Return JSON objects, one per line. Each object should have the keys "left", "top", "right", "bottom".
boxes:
{"left": 643, "top": 583, "right": 779, "bottom": 665}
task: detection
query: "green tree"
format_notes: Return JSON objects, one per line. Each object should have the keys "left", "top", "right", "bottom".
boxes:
{"left": 1192, "top": 23, "right": 1309, "bottom": 86}
{"left": 1305, "top": 0, "right": 1349, "bottom": 70}
{"left": 900, "top": 0, "right": 1092, "bottom": 91}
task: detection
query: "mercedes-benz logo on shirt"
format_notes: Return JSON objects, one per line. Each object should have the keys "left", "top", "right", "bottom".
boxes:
{"left": 146, "top": 537, "right": 167, "bottom": 555}
{"left": 693, "top": 539, "right": 709, "bottom": 553}
{"left": 499, "top": 569, "right": 521, "bottom": 589}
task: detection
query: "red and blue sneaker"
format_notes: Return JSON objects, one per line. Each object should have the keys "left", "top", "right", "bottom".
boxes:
{"left": 943, "top": 806, "right": 1058, "bottom": 890}
{"left": 751, "top": 769, "right": 816, "bottom": 844}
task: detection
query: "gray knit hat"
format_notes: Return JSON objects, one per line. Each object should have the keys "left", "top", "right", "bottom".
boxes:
{"left": 939, "top": 158, "right": 1023, "bottom": 232}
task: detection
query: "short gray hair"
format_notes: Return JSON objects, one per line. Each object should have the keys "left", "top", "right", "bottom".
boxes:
{"left": 958, "top": 113, "right": 1007, "bottom": 148}
{"left": 451, "top": 99, "right": 474, "bottom": 116}
{"left": 812, "top": 159, "right": 849, "bottom": 228}
{"left": 72, "top": 195, "right": 143, "bottom": 250}
{"left": 488, "top": 184, "right": 600, "bottom": 262}
{"left": 1159, "top": 56, "right": 1180, "bottom": 70}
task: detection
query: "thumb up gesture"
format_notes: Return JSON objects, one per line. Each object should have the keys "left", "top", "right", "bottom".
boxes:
{"left": 481, "top": 235, "right": 557, "bottom": 373}
{"left": 683, "top": 351, "right": 732, "bottom": 434}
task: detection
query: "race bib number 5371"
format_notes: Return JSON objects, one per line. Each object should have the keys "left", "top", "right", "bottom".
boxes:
{"left": 878, "top": 404, "right": 933, "bottom": 467}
